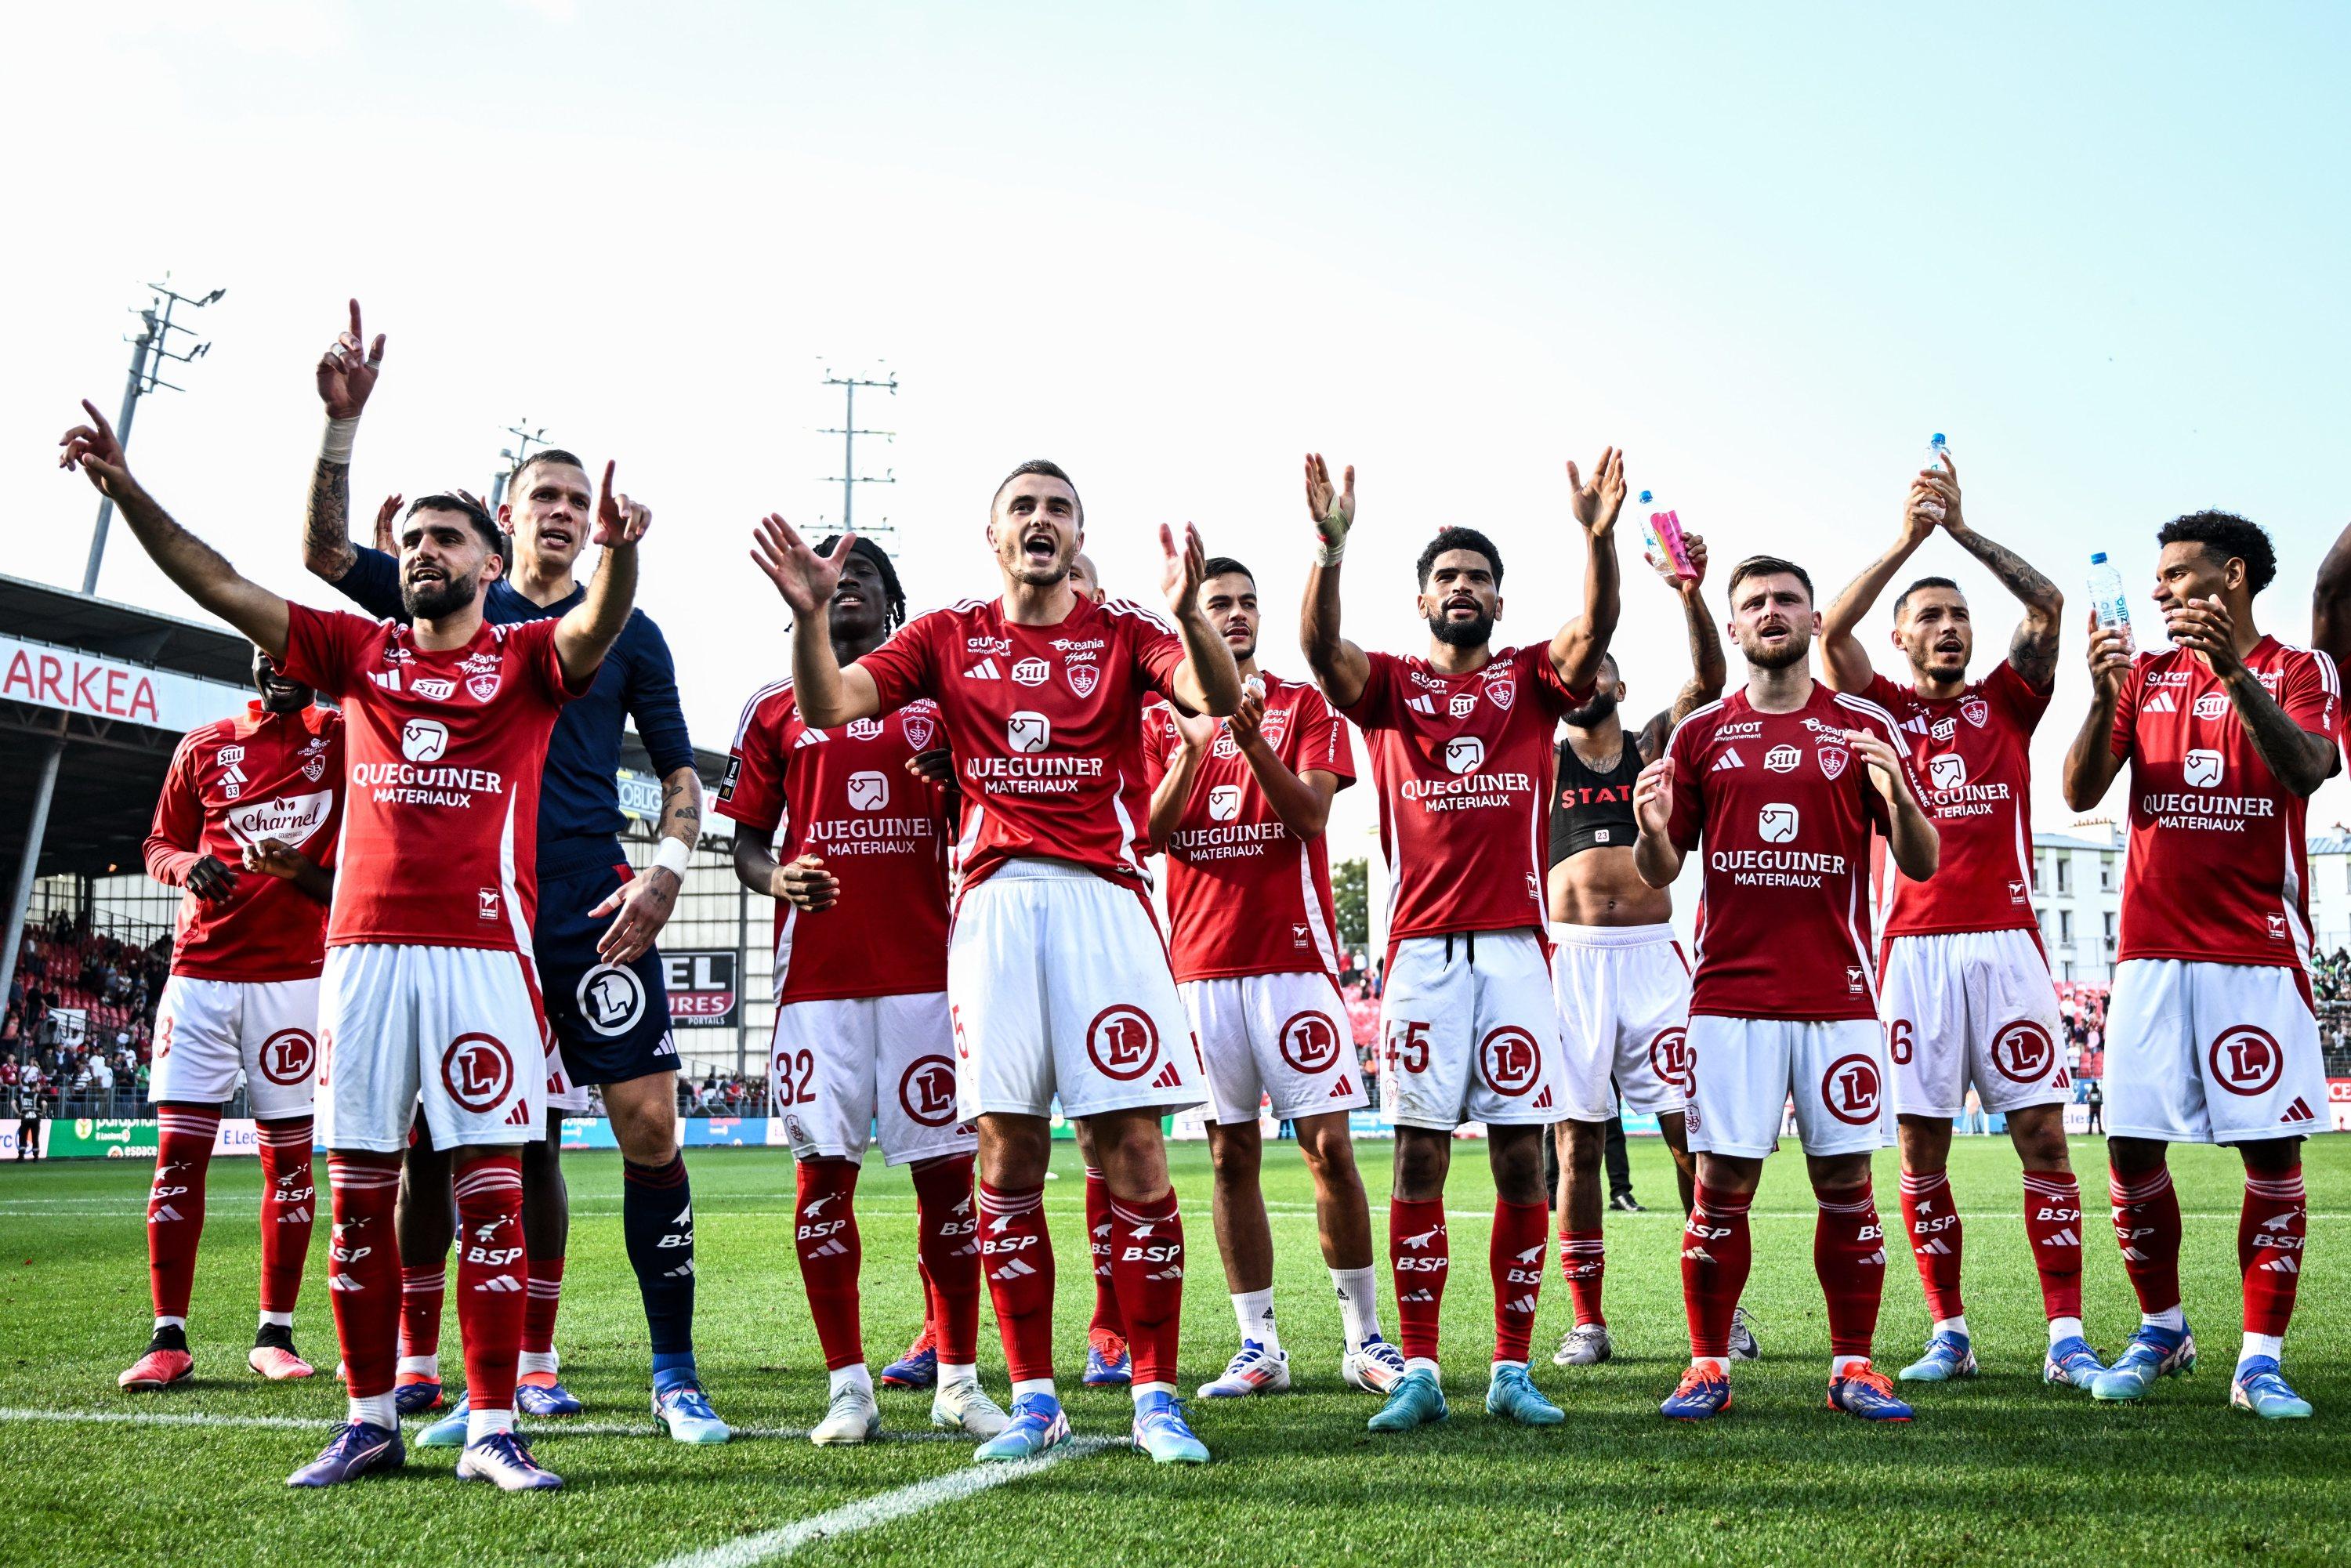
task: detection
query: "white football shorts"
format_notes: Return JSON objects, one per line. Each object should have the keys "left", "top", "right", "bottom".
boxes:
{"left": 1182, "top": 970, "right": 1367, "bottom": 1125}
{"left": 1684, "top": 1014, "right": 1891, "bottom": 1159}
{"left": 151, "top": 973, "right": 320, "bottom": 1121}
{"left": 770, "top": 989, "right": 977, "bottom": 1164}
{"left": 2103, "top": 958, "right": 2330, "bottom": 1145}
{"left": 1879, "top": 926, "right": 2070, "bottom": 1119}
{"left": 316, "top": 943, "right": 549, "bottom": 1153}
{"left": 1549, "top": 923, "right": 1692, "bottom": 1121}
{"left": 1378, "top": 928, "right": 1566, "bottom": 1132}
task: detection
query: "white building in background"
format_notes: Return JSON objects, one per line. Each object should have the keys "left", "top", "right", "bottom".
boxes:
{"left": 2031, "top": 824, "right": 2125, "bottom": 983}
{"left": 2305, "top": 831, "right": 2351, "bottom": 958}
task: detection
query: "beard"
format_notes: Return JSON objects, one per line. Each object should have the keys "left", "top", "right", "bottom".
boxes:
{"left": 1428, "top": 610, "right": 1494, "bottom": 649}
{"left": 1741, "top": 628, "right": 1811, "bottom": 671}
{"left": 1563, "top": 689, "right": 1618, "bottom": 728}
{"left": 402, "top": 570, "right": 480, "bottom": 620}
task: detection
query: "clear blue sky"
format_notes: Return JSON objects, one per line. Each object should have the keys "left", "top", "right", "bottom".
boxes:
{"left": 6, "top": 2, "right": 2348, "bottom": 869}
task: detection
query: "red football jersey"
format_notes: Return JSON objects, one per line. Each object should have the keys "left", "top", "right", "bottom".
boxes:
{"left": 2107, "top": 636, "right": 2339, "bottom": 970}
{"left": 715, "top": 680, "right": 951, "bottom": 1003}
{"left": 143, "top": 702, "right": 344, "bottom": 982}
{"left": 278, "top": 603, "right": 583, "bottom": 951}
{"left": 1862, "top": 661, "right": 2048, "bottom": 939}
{"left": 1343, "top": 643, "right": 1581, "bottom": 949}
{"left": 856, "top": 595, "right": 1186, "bottom": 889}
{"left": 1666, "top": 684, "right": 1923, "bottom": 1021}
{"left": 1140, "top": 672, "right": 1357, "bottom": 983}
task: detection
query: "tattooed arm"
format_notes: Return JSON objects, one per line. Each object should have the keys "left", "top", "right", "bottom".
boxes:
{"left": 1936, "top": 463, "right": 2063, "bottom": 691}
{"left": 302, "top": 300, "right": 383, "bottom": 585}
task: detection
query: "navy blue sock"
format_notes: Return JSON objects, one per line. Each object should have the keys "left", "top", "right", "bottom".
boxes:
{"left": 623, "top": 1152, "right": 697, "bottom": 1379}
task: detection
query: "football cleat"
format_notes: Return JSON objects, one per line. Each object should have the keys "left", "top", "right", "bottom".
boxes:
{"left": 1342, "top": 1334, "right": 1408, "bottom": 1394}
{"left": 930, "top": 1374, "right": 1010, "bottom": 1438}
{"left": 1131, "top": 1390, "right": 1211, "bottom": 1464}
{"left": 974, "top": 1392, "right": 1070, "bottom": 1462}
{"left": 1553, "top": 1323, "right": 1614, "bottom": 1367}
{"left": 418, "top": 1391, "right": 472, "bottom": 1447}
{"left": 248, "top": 1323, "right": 314, "bottom": 1381}
{"left": 1897, "top": 1331, "right": 1978, "bottom": 1383}
{"left": 1608, "top": 1192, "right": 1646, "bottom": 1213}
{"left": 653, "top": 1382, "right": 733, "bottom": 1443}
{"left": 1661, "top": 1364, "right": 1733, "bottom": 1420}
{"left": 1082, "top": 1329, "right": 1132, "bottom": 1387}
{"left": 2230, "top": 1356, "right": 2312, "bottom": 1420}
{"left": 395, "top": 1374, "right": 446, "bottom": 1414}
{"left": 1366, "top": 1367, "right": 1449, "bottom": 1432}
{"left": 878, "top": 1324, "right": 939, "bottom": 1390}
{"left": 1726, "top": 1306, "right": 1762, "bottom": 1363}
{"left": 1486, "top": 1363, "right": 1565, "bottom": 1426}
{"left": 118, "top": 1347, "right": 194, "bottom": 1392}
{"left": 1826, "top": 1362, "right": 1914, "bottom": 1421}
{"left": 810, "top": 1382, "right": 882, "bottom": 1446}
{"left": 2043, "top": 1336, "right": 2106, "bottom": 1389}
{"left": 286, "top": 1421, "right": 404, "bottom": 1487}
{"left": 2089, "top": 1324, "right": 2196, "bottom": 1403}
{"left": 515, "top": 1373, "right": 583, "bottom": 1418}
{"left": 1197, "top": 1340, "right": 1291, "bottom": 1399}
{"left": 455, "top": 1431, "right": 563, "bottom": 1490}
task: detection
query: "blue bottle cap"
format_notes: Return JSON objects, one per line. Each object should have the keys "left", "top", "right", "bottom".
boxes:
{"left": 1930, "top": 433, "right": 1947, "bottom": 445}
{"left": 1638, "top": 490, "right": 1654, "bottom": 504}
{"left": 2091, "top": 552, "right": 2107, "bottom": 564}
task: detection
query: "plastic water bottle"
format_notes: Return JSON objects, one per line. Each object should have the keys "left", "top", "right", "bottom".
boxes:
{"left": 1916, "top": 433, "right": 1951, "bottom": 521}
{"left": 2087, "top": 552, "right": 2135, "bottom": 654}
{"left": 1638, "top": 490, "right": 1694, "bottom": 583}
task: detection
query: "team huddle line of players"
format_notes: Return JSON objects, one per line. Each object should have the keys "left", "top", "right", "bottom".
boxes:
{"left": 53, "top": 298, "right": 2340, "bottom": 1490}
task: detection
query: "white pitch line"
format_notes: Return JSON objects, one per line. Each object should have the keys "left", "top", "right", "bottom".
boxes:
{"left": 649, "top": 1436, "right": 1115, "bottom": 1568}
{"left": 0, "top": 1407, "right": 965, "bottom": 1443}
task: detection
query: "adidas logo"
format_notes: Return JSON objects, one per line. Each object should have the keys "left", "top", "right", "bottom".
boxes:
{"left": 1681, "top": 1246, "right": 1715, "bottom": 1264}
{"left": 1859, "top": 1249, "right": 1887, "bottom": 1267}
{"left": 2145, "top": 691, "right": 2176, "bottom": 712}
{"left": 278, "top": 1207, "right": 313, "bottom": 1225}
{"left": 2120, "top": 1245, "right": 2149, "bottom": 1262}
{"left": 2040, "top": 1228, "right": 2081, "bottom": 1247}
{"left": 663, "top": 1261, "right": 697, "bottom": 1278}
{"left": 368, "top": 669, "right": 401, "bottom": 692}
{"left": 1330, "top": 1076, "right": 1354, "bottom": 1097}
{"left": 1505, "top": 1294, "right": 1539, "bottom": 1315}
{"left": 502, "top": 1100, "right": 532, "bottom": 1127}
{"left": 1400, "top": 1288, "right": 1436, "bottom": 1303}
{"left": 1531, "top": 1085, "right": 1552, "bottom": 1111}
{"left": 329, "top": 1272, "right": 363, "bottom": 1291}
{"left": 1150, "top": 1061, "right": 1183, "bottom": 1090}
{"left": 964, "top": 658, "right": 1003, "bottom": 680}
{"left": 1712, "top": 748, "right": 1744, "bottom": 771}
{"left": 1407, "top": 694, "right": 1437, "bottom": 715}
{"left": 992, "top": 1257, "right": 1038, "bottom": 1280}
{"left": 2260, "top": 1255, "right": 2300, "bottom": 1274}
{"left": 806, "top": 1237, "right": 850, "bottom": 1259}
{"left": 2281, "top": 1097, "right": 2314, "bottom": 1123}
{"left": 1147, "top": 1266, "right": 1184, "bottom": 1281}
{"left": 1915, "top": 1238, "right": 1952, "bottom": 1256}
{"left": 473, "top": 1274, "right": 523, "bottom": 1293}
{"left": 151, "top": 1204, "right": 185, "bottom": 1223}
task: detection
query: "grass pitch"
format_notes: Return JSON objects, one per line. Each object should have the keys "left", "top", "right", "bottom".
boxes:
{"left": 3, "top": 1135, "right": 2346, "bottom": 1566}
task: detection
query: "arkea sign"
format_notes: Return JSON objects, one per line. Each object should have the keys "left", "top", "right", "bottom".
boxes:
{"left": 0, "top": 632, "right": 250, "bottom": 734}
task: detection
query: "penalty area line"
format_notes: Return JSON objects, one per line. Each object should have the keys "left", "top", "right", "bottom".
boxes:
{"left": 649, "top": 1436, "right": 1116, "bottom": 1568}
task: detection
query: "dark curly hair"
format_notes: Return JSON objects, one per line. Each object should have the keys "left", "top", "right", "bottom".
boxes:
{"left": 816, "top": 534, "right": 907, "bottom": 632}
{"left": 1416, "top": 527, "right": 1503, "bottom": 588}
{"left": 2157, "top": 510, "right": 2276, "bottom": 596}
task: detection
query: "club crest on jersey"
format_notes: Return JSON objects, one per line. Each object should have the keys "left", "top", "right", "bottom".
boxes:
{"left": 847, "top": 770, "right": 889, "bottom": 811}
{"left": 846, "top": 717, "right": 884, "bottom": 741}
{"left": 1012, "top": 657, "right": 1050, "bottom": 686}
{"left": 1484, "top": 672, "right": 1516, "bottom": 711}
{"left": 1928, "top": 753, "right": 1966, "bottom": 791}
{"left": 2182, "top": 748, "right": 2225, "bottom": 789}
{"left": 900, "top": 710, "right": 936, "bottom": 751}
{"left": 1477, "top": 1026, "right": 1541, "bottom": 1097}
{"left": 577, "top": 964, "right": 647, "bottom": 1037}
{"left": 1444, "top": 735, "right": 1486, "bottom": 775}
{"left": 1930, "top": 715, "right": 1957, "bottom": 742}
{"left": 1449, "top": 692, "right": 1477, "bottom": 718}
{"left": 1208, "top": 784, "right": 1243, "bottom": 821}
{"left": 411, "top": 676, "right": 457, "bottom": 701}
{"left": 1085, "top": 1005, "right": 1161, "bottom": 1081}
{"left": 302, "top": 755, "right": 327, "bottom": 781}
{"left": 402, "top": 718, "right": 449, "bottom": 762}
{"left": 1257, "top": 708, "right": 1289, "bottom": 747}
{"left": 1007, "top": 712, "right": 1050, "bottom": 754}
{"left": 899, "top": 1055, "right": 959, "bottom": 1128}
{"left": 1759, "top": 802, "right": 1799, "bottom": 842}
{"left": 2193, "top": 692, "right": 2229, "bottom": 721}
{"left": 1817, "top": 744, "right": 1849, "bottom": 780}
{"left": 1765, "top": 744, "right": 1800, "bottom": 773}
{"left": 1067, "top": 663, "right": 1099, "bottom": 698}
{"left": 1962, "top": 698, "right": 1989, "bottom": 728}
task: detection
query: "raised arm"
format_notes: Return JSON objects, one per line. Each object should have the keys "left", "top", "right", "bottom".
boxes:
{"left": 1147, "top": 708, "right": 1215, "bottom": 850}
{"left": 1160, "top": 523, "right": 1244, "bottom": 718}
{"left": 1634, "top": 533, "right": 1726, "bottom": 763}
{"left": 1935, "top": 458, "right": 2064, "bottom": 691}
{"left": 1845, "top": 724, "right": 1939, "bottom": 881}
{"left": 1549, "top": 447, "right": 1625, "bottom": 693}
{"left": 1821, "top": 480, "right": 1939, "bottom": 693}
{"left": 2314, "top": 520, "right": 2351, "bottom": 670}
{"left": 2062, "top": 610, "right": 2132, "bottom": 810}
{"left": 750, "top": 515, "right": 882, "bottom": 726}
{"left": 1299, "top": 453, "right": 1371, "bottom": 710}
{"left": 60, "top": 402, "right": 288, "bottom": 657}
{"left": 301, "top": 299, "right": 382, "bottom": 585}
{"left": 1230, "top": 687, "right": 1341, "bottom": 837}
{"left": 2164, "top": 595, "right": 2336, "bottom": 797}
{"left": 553, "top": 462, "right": 646, "bottom": 688}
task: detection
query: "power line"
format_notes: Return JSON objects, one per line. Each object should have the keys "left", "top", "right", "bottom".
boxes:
{"left": 819, "top": 365, "right": 897, "bottom": 551}
{"left": 81, "top": 278, "right": 226, "bottom": 596}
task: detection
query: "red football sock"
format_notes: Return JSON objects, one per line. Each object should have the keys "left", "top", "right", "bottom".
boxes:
{"left": 1108, "top": 1186, "right": 1186, "bottom": 1390}
{"left": 1814, "top": 1179, "right": 1887, "bottom": 1360}
{"left": 1559, "top": 1227, "right": 1606, "bottom": 1327}
{"left": 1899, "top": 1168, "right": 1964, "bottom": 1323}
{"left": 520, "top": 1255, "right": 564, "bottom": 1375}
{"left": 1389, "top": 1197, "right": 1449, "bottom": 1363}
{"left": 2109, "top": 1164, "right": 2183, "bottom": 1317}
{"left": 1682, "top": 1182, "right": 1751, "bottom": 1361}
{"left": 1491, "top": 1199, "right": 1548, "bottom": 1363}
{"left": 2240, "top": 1165, "right": 2306, "bottom": 1338}
{"left": 397, "top": 1266, "right": 445, "bottom": 1369}
{"left": 1084, "top": 1167, "right": 1125, "bottom": 1339}
{"left": 2020, "top": 1170, "right": 2084, "bottom": 1322}
{"left": 147, "top": 1106, "right": 219, "bottom": 1322}
{"left": 255, "top": 1117, "right": 315, "bottom": 1316}
{"left": 795, "top": 1158, "right": 864, "bottom": 1371}
{"left": 325, "top": 1152, "right": 404, "bottom": 1400}
{"left": 452, "top": 1156, "right": 526, "bottom": 1414}
{"left": 977, "top": 1182, "right": 1056, "bottom": 1384}
{"left": 911, "top": 1154, "right": 981, "bottom": 1366}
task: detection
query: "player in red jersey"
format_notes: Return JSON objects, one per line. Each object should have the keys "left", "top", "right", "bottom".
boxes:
{"left": 1632, "top": 553, "right": 1939, "bottom": 1422}
{"left": 1299, "top": 449, "right": 1619, "bottom": 1432}
{"left": 118, "top": 646, "right": 342, "bottom": 1392}
{"left": 60, "top": 320, "right": 646, "bottom": 1490}
{"left": 1141, "top": 556, "right": 1400, "bottom": 1400}
{"left": 752, "top": 459, "right": 1244, "bottom": 1465}
{"left": 720, "top": 535, "right": 1005, "bottom": 1446}
{"left": 2063, "top": 512, "right": 2338, "bottom": 1419}
{"left": 1820, "top": 459, "right": 2100, "bottom": 1388}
